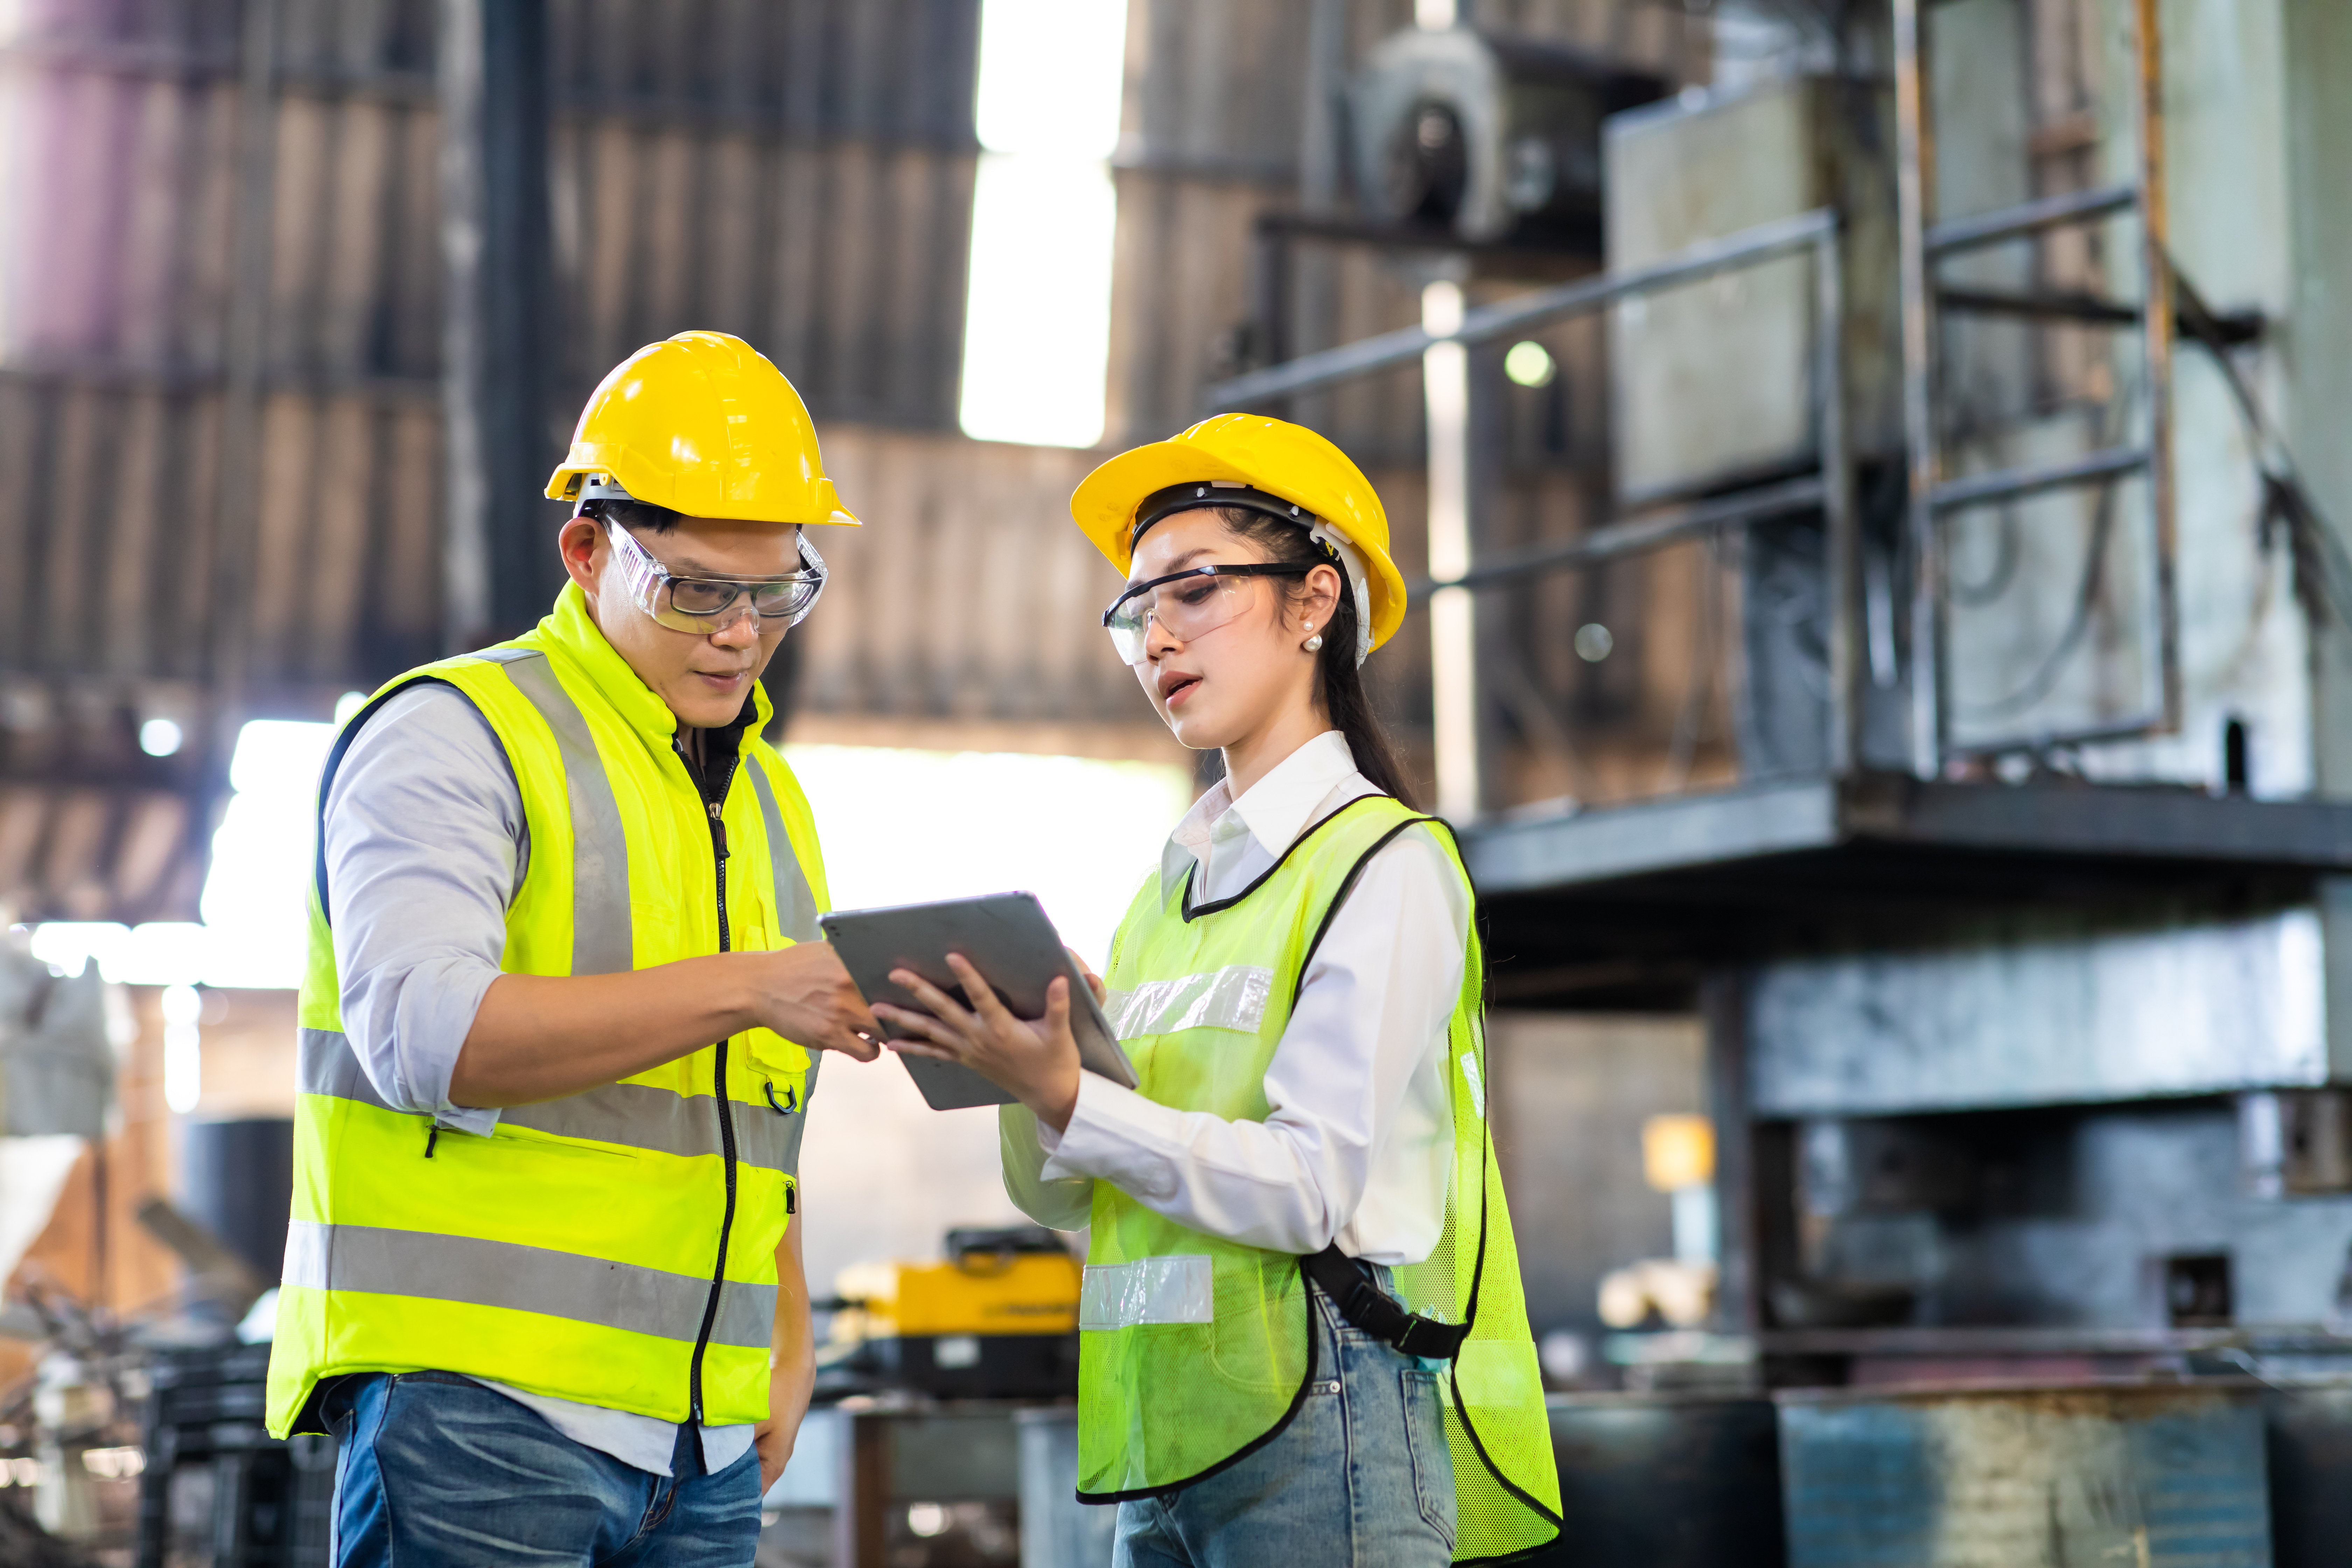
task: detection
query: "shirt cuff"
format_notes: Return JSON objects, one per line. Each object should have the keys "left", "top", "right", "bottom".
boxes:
{"left": 1038, "top": 1073, "right": 1185, "bottom": 1201}
{"left": 433, "top": 1102, "right": 503, "bottom": 1137}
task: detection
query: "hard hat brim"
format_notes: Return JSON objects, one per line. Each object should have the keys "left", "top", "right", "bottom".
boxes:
{"left": 1071, "top": 439, "right": 1407, "bottom": 653}
{"left": 545, "top": 459, "right": 861, "bottom": 527}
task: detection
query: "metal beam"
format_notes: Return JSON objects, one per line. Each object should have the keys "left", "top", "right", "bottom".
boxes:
{"left": 1927, "top": 444, "right": 2150, "bottom": 514}
{"left": 1204, "top": 208, "right": 1837, "bottom": 410}
{"left": 1923, "top": 183, "right": 2138, "bottom": 258}
{"left": 440, "top": 0, "right": 558, "bottom": 649}
{"left": 1405, "top": 475, "right": 1828, "bottom": 601}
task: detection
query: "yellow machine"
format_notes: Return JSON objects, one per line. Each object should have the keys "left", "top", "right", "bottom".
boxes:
{"left": 824, "top": 1228, "right": 1081, "bottom": 1399}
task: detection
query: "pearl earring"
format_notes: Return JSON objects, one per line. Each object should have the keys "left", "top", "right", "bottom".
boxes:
{"left": 1303, "top": 620, "right": 1324, "bottom": 652}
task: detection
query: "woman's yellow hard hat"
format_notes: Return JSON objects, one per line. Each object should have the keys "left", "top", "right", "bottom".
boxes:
{"left": 1070, "top": 414, "right": 1407, "bottom": 656}
{"left": 546, "top": 331, "right": 859, "bottom": 528}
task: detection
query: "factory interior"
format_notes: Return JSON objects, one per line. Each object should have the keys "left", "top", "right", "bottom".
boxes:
{"left": 2, "top": 0, "right": 2349, "bottom": 1562}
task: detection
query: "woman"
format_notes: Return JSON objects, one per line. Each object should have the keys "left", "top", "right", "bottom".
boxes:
{"left": 875, "top": 415, "right": 1559, "bottom": 1566}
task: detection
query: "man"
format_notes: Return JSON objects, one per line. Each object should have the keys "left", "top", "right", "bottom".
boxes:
{"left": 265, "top": 331, "right": 883, "bottom": 1566}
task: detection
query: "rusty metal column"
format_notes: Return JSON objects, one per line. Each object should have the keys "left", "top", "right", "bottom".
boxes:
{"left": 2135, "top": 0, "right": 2180, "bottom": 733}
{"left": 1424, "top": 279, "right": 1482, "bottom": 820}
{"left": 1892, "top": 0, "right": 1942, "bottom": 779}
{"left": 1816, "top": 221, "right": 1860, "bottom": 776}
{"left": 440, "top": 0, "right": 556, "bottom": 651}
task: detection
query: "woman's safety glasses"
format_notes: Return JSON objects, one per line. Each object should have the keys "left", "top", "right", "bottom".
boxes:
{"left": 1101, "top": 564, "right": 1316, "bottom": 665}
{"left": 606, "top": 521, "right": 827, "bottom": 634}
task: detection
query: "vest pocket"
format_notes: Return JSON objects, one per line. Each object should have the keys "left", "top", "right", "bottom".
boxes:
{"left": 1401, "top": 1368, "right": 1458, "bottom": 1552}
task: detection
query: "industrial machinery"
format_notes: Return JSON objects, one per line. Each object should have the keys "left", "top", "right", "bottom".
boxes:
{"left": 1350, "top": 26, "right": 1666, "bottom": 250}
{"left": 822, "top": 1227, "right": 1081, "bottom": 1401}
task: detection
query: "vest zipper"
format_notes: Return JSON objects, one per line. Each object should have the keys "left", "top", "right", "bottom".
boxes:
{"left": 680, "top": 737, "right": 744, "bottom": 1426}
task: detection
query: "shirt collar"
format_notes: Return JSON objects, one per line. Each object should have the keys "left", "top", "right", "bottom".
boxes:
{"left": 1159, "top": 731, "right": 1359, "bottom": 900}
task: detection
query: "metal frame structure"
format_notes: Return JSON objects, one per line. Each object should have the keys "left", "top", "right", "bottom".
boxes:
{"left": 1894, "top": 0, "right": 2177, "bottom": 773}
{"left": 1208, "top": 207, "right": 1856, "bottom": 817}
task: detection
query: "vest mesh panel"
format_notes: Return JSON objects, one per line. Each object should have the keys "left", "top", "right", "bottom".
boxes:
{"left": 1077, "top": 796, "right": 1560, "bottom": 1562}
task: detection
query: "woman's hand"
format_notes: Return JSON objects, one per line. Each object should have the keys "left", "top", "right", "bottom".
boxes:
{"left": 877, "top": 953, "right": 1083, "bottom": 1131}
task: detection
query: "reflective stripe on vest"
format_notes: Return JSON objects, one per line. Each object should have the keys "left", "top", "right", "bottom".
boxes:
{"left": 267, "top": 585, "right": 830, "bottom": 1439}
{"left": 1102, "top": 965, "right": 1273, "bottom": 1039}
{"left": 296, "top": 1028, "right": 812, "bottom": 1178}
{"left": 281, "top": 1221, "right": 776, "bottom": 1349}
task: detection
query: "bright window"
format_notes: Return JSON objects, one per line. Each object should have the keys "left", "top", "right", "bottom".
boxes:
{"left": 956, "top": 0, "right": 1129, "bottom": 448}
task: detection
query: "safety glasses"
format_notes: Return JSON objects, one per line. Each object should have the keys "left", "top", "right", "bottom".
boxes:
{"left": 1101, "top": 563, "right": 1316, "bottom": 665}
{"left": 606, "top": 521, "right": 827, "bottom": 634}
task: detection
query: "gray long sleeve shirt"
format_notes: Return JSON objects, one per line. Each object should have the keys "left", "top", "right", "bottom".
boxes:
{"left": 323, "top": 682, "right": 756, "bottom": 1477}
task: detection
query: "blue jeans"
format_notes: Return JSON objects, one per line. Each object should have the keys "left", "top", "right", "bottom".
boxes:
{"left": 324, "top": 1372, "right": 764, "bottom": 1567}
{"left": 1113, "top": 1278, "right": 1457, "bottom": 1568}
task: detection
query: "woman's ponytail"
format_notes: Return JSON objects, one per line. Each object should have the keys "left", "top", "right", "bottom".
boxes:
{"left": 1212, "top": 508, "right": 1420, "bottom": 810}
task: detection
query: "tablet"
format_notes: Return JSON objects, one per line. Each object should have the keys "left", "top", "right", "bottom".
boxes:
{"left": 819, "top": 892, "right": 1139, "bottom": 1111}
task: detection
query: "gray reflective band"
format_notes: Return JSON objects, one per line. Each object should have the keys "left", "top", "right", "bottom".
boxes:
{"left": 1079, "top": 1255, "right": 1215, "bottom": 1330}
{"left": 746, "top": 764, "right": 821, "bottom": 943}
{"left": 281, "top": 1220, "right": 775, "bottom": 1349}
{"left": 484, "top": 650, "right": 634, "bottom": 976}
{"left": 299, "top": 1027, "right": 390, "bottom": 1108}
{"left": 298, "top": 1029, "right": 811, "bottom": 1177}
{"left": 1103, "top": 966, "right": 1274, "bottom": 1041}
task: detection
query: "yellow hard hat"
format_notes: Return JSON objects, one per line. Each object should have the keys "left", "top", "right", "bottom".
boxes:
{"left": 545, "top": 330, "right": 859, "bottom": 527}
{"left": 1070, "top": 414, "right": 1407, "bottom": 656}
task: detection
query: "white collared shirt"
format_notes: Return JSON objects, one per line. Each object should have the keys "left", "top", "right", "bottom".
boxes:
{"left": 1004, "top": 731, "right": 1466, "bottom": 1265}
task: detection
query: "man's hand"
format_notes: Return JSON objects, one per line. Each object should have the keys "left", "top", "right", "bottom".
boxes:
{"left": 874, "top": 953, "right": 1085, "bottom": 1132}
{"left": 755, "top": 1358, "right": 812, "bottom": 1492}
{"left": 742, "top": 942, "right": 883, "bottom": 1061}
{"left": 453, "top": 941, "right": 882, "bottom": 1107}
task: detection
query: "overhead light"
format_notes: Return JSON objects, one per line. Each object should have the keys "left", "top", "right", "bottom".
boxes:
{"left": 1504, "top": 340, "right": 1555, "bottom": 387}
{"left": 139, "top": 718, "right": 183, "bottom": 757}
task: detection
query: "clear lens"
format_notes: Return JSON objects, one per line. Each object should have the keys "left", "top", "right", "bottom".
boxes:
{"left": 1103, "top": 572, "right": 1259, "bottom": 664}
{"left": 609, "top": 522, "right": 827, "bottom": 634}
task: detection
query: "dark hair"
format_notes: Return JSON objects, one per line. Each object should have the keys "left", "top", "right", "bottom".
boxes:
{"left": 577, "top": 496, "right": 683, "bottom": 534}
{"left": 1200, "top": 506, "right": 1419, "bottom": 809}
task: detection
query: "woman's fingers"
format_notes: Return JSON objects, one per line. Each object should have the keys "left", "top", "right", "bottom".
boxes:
{"left": 883, "top": 1038, "right": 958, "bottom": 1062}
{"left": 1063, "top": 946, "right": 1108, "bottom": 1005}
{"left": 872, "top": 1002, "right": 957, "bottom": 1048}
{"left": 890, "top": 968, "right": 977, "bottom": 1028}
{"left": 945, "top": 953, "right": 1020, "bottom": 1031}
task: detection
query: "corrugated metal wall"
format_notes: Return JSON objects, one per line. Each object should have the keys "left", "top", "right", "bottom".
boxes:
{"left": 0, "top": 0, "right": 989, "bottom": 922}
{"left": 0, "top": 0, "right": 1714, "bottom": 920}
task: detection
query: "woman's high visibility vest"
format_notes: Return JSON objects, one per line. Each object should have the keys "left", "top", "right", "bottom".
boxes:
{"left": 1080, "top": 794, "right": 1561, "bottom": 1563}
{"left": 265, "top": 583, "right": 828, "bottom": 1438}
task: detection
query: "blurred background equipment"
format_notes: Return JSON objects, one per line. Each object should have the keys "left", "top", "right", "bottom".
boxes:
{"left": 823, "top": 1227, "right": 1082, "bottom": 1401}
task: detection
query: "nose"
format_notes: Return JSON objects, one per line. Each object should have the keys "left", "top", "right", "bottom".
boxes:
{"left": 1142, "top": 603, "right": 1182, "bottom": 660}
{"left": 708, "top": 609, "right": 764, "bottom": 649}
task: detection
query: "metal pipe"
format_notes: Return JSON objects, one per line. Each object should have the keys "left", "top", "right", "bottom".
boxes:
{"left": 1405, "top": 475, "right": 1829, "bottom": 600}
{"left": 2136, "top": 0, "right": 2182, "bottom": 736}
{"left": 1205, "top": 208, "right": 1838, "bottom": 410}
{"left": 1923, "top": 183, "right": 2138, "bottom": 258}
{"left": 1422, "top": 281, "right": 1480, "bottom": 821}
{"left": 1928, "top": 444, "right": 2150, "bottom": 513}
{"left": 1818, "top": 222, "right": 1860, "bottom": 778}
{"left": 1893, "top": 0, "right": 1942, "bottom": 779}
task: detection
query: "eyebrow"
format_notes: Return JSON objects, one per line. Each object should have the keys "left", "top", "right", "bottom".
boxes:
{"left": 1139, "top": 546, "right": 1216, "bottom": 578}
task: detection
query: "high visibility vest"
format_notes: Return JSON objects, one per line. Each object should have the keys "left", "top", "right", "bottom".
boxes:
{"left": 265, "top": 583, "right": 828, "bottom": 1437}
{"left": 1078, "top": 794, "right": 1561, "bottom": 1563}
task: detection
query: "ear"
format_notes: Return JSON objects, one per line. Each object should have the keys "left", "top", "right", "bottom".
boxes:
{"left": 559, "top": 514, "right": 603, "bottom": 595}
{"left": 1296, "top": 562, "right": 1344, "bottom": 631}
